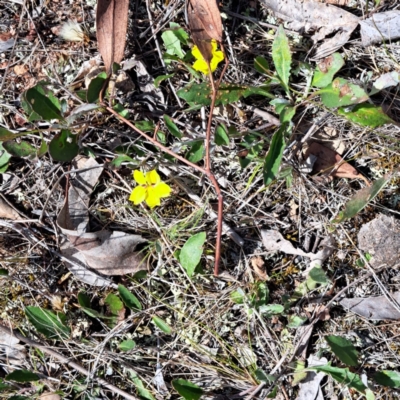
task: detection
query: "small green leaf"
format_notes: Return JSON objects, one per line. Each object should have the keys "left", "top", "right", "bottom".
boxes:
{"left": 215, "top": 124, "right": 229, "bottom": 145}
{"left": 334, "top": 174, "right": 391, "bottom": 223}
{"left": 0, "top": 128, "right": 28, "bottom": 141}
{"left": 113, "top": 103, "right": 130, "bottom": 118}
{"left": 105, "top": 293, "right": 124, "bottom": 315}
{"left": 119, "top": 339, "right": 136, "bottom": 352}
{"left": 312, "top": 53, "right": 345, "bottom": 88}
{"left": 258, "top": 304, "right": 284, "bottom": 316}
{"left": 172, "top": 379, "right": 203, "bottom": 400}
{"left": 163, "top": 115, "right": 182, "bottom": 139}
{"left": 310, "top": 364, "right": 367, "bottom": 394}
{"left": 318, "top": 78, "right": 369, "bottom": 108}
{"left": 179, "top": 232, "right": 206, "bottom": 277}
{"left": 37, "top": 138, "right": 48, "bottom": 158}
{"left": 130, "top": 371, "right": 156, "bottom": 400}
{"left": 77, "top": 292, "right": 91, "bottom": 308}
{"left": 254, "top": 56, "right": 270, "bottom": 74}
{"left": 374, "top": 370, "right": 400, "bottom": 388}
{"left": 0, "top": 142, "right": 12, "bottom": 172}
{"left": 0, "top": 269, "right": 8, "bottom": 276}
{"left": 154, "top": 73, "right": 175, "bottom": 88}
{"left": 308, "top": 266, "right": 329, "bottom": 285}
{"left": 230, "top": 288, "right": 245, "bottom": 304}
{"left": 3, "top": 141, "right": 37, "bottom": 158}
{"left": 6, "top": 370, "right": 40, "bottom": 383}
{"left": 110, "top": 155, "right": 137, "bottom": 169}
{"left": 338, "top": 104, "right": 394, "bottom": 128}
{"left": 186, "top": 140, "right": 204, "bottom": 163}
{"left": 272, "top": 25, "right": 291, "bottom": 92}
{"left": 255, "top": 369, "right": 276, "bottom": 383}
{"left": 25, "top": 85, "right": 64, "bottom": 122}
{"left": 162, "top": 29, "right": 185, "bottom": 58}
{"left": 25, "top": 306, "right": 70, "bottom": 339}
{"left": 287, "top": 315, "right": 307, "bottom": 328}
{"left": 263, "top": 124, "right": 286, "bottom": 186}
{"left": 87, "top": 72, "right": 108, "bottom": 103}
{"left": 118, "top": 284, "right": 142, "bottom": 310}
{"left": 135, "top": 121, "right": 155, "bottom": 132}
{"left": 325, "top": 335, "right": 359, "bottom": 366}
{"left": 49, "top": 130, "right": 79, "bottom": 162}
{"left": 152, "top": 316, "right": 172, "bottom": 334}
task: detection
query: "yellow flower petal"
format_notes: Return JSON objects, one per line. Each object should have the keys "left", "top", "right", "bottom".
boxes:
{"left": 193, "top": 59, "right": 210, "bottom": 75}
{"left": 145, "top": 186, "right": 161, "bottom": 208}
{"left": 146, "top": 170, "right": 161, "bottom": 185}
{"left": 133, "top": 170, "right": 146, "bottom": 185}
{"left": 211, "top": 39, "right": 218, "bottom": 52}
{"left": 129, "top": 185, "right": 146, "bottom": 205}
{"left": 191, "top": 45, "right": 203, "bottom": 61}
{"left": 210, "top": 50, "right": 224, "bottom": 72}
{"left": 153, "top": 182, "right": 171, "bottom": 198}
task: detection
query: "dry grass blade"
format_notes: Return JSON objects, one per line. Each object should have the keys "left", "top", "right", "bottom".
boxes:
{"left": 187, "top": 0, "right": 222, "bottom": 61}
{"left": 96, "top": 0, "right": 129, "bottom": 73}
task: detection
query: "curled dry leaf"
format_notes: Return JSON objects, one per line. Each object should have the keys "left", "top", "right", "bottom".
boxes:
{"left": 187, "top": 0, "right": 223, "bottom": 62}
{"left": 251, "top": 255, "right": 268, "bottom": 280}
{"left": 0, "top": 197, "right": 19, "bottom": 220}
{"left": 96, "top": 0, "right": 129, "bottom": 73}
{"left": 0, "top": 331, "right": 26, "bottom": 366}
{"left": 303, "top": 141, "right": 370, "bottom": 186}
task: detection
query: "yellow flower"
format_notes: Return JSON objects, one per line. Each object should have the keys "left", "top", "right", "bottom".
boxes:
{"left": 192, "top": 39, "right": 224, "bottom": 75}
{"left": 129, "top": 170, "right": 171, "bottom": 209}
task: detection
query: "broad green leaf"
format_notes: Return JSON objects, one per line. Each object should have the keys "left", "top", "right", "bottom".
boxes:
{"left": 251, "top": 281, "right": 269, "bottom": 308}
{"left": 110, "top": 155, "right": 137, "bottom": 169}
{"left": 3, "top": 140, "right": 37, "bottom": 158}
{"left": 272, "top": 25, "right": 291, "bottom": 92}
{"left": 105, "top": 293, "right": 124, "bottom": 315}
{"left": 318, "top": 78, "right": 369, "bottom": 108}
{"left": 0, "top": 142, "right": 12, "bottom": 173}
{"left": 87, "top": 72, "right": 108, "bottom": 103}
{"left": 310, "top": 364, "right": 367, "bottom": 394}
{"left": 163, "top": 115, "right": 182, "bottom": 139}
{"left": 279, "top": 106, "right": 296, "bottom": 123}
{"left": 49, "top": 130, "right": 79, "bottom": 162}
{"left": 254, "top": 56, "right": 269, "bottom": 74}
{"left": 25, "top": 85, "right": 64, "bottom": 121}
{"left": 5, "top": 370, "right": 40, "bottom": 382}
{"left": 325, "top": 335, "right": 359, "bottom": 366}
{"left": 186, "top": 140, "right": 204, "bottom": 163}
{"left": 179, "top": 232, "right": 206, "bottom": 277}
{"left": 308, "top": 266, "right": 329, "bottom": 285}
{"left": 77, "top": 292, "right": 91, "bottom": 309}
{"left": 0, "top": 379, "right": 12, "bottom": 390}
{"left": 334, "top": 174, "right": 391, "bottom": 223}
{"left": 0, "top": 269, "right": 8, "bottom": 276}
{"left": 177, "top": 82, "right": 273, "bottom": 107}
{"left": 312, "top": 53, "right": 345, "bottom": 88}
{"left": 37, "top": 138, "right": 48, "bottom": 158}
{"left": 287, "top": 315, "right": 307, "bottom": 328}
{"left": 0, "top": 128, "right": 28, "bottom": 141}
{"left": 152, "top": 316, "right": 172, "bottom": 334}
{"left": 130, "top": 371, "right": 156, "bottom": 400}
{"left": 291, "top": 360, "right": 307, "bottom": 386}
{"left": 230, "top": 288, "right": 245, "bottom": 304}
{"left": 258, "top": 304, "right": 284, "bottom": 315}
{"left": 113, "top": 102, "right": 130, "bottom": 118}
{"left": 267, "top": 386, "right": 278, "bottom": 398}
{"left": 25, "top": 306, "right": 70, "bottom": 339}
{"left": 338, "top": 104, "right": 394, "bottom": 128}
{"left": 172, "top": 379, "right": 203, "bottom": 400}
{"left": 154, "top": 73, "right": 174, "bottom": 88}
{"left": 215, "top": 124, "right": 229, "bottom": 145}
{"left": 135, "top": 121, "right": 155, "bottom": 132}
{"left": 118, "top": 284, "right": 142, "bottom": 310}
{"left": 255, "top": 369, "right": 276, "bottom": 383}
{"left": 374, "top": 370, "right": 400, "bottom": 388}
{"left": 169, "top": 23, "right": 189, "bottom": 45}
{"left": 162, "top": 29, "right": 185, "bottom": 58}
{"left": 263, "top": 124, "right": 286, "bottom": 186}
{"left": 119, "top": 339, "right": 136, "bottom": 351}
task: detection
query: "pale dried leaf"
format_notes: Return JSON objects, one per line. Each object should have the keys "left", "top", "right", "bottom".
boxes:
{"left": 251, "top": 255, "right": 268, "bottom": 280}
{"left": 340, "top": 292, "right": 400, "bottom": 320}
{"left": 0, "top": 197, "right": 19, "bottom": 220}
{"left": 0, "top": 331, "right": 26, "bottom": 366}
{"left": 296, "top": 355, "right": 328, "bottom": 400}
{"left": 260, "top": 0, "right": 358, "bottom": 59}
{"left": 360, "top": 11, "right": 400, "bottom": 47}
{"left": 39, "top": 393, "right": 61, "bottom": 400}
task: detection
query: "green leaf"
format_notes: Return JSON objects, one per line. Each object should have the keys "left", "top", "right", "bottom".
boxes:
{"left": 169, "top": 23, "right": 189, "bottom": 45}
{"left": 105, "top": 293, "right": 124, "bottom": 315}
{"left": 258, "top": 304, "right": 284, "bottom": 316}
{"left": 338, "top": 104, "right": 394, "bottom": 128}
{"left": 287, "top": 315, "right": 307, "bottom": 328}
{"left": 0, "top": 142, "right": 12, "bottom": 172}
{"left": 334, "top": 174, "right": 391, "bottom": 223}
{"left": 172, "top": 379, "right": 203, "bottom": 400}
{"left": 152, "top": 316, "right": 172, "bottom": 334}
{"left": 0, "top": 128, "right": 28, "bottom": 141}
{"left": 37, "top": 138, "right": 48, "bottom": 158}
{"left": 177, "top": 82, "right": 273, "bottom": 107}
{"left": 162, "top": 29, "right": 185, "bottom": 58}
{"left": 77, "top": 292, "right": 91, "bottom": 308}
{"left": 25, "top": 85, "right": 64, "bottom": 122}
{"left": 119, "top": 339, "right": 136, "bottom": 351}
{"left": 135, "top": 121, "right": 155, "bottom": 132}
{"left": 130, "top": 371, "right": 156, "bottom": 400}
{"left": 312, "top": 53, "right": 345, "bottom": 88}
{"left": 87, "top": 72, "right": 108, "bottom": 103}
{"left": 186, "top": 140, "right": 204, "bottom": 163}
{"left": 163, "top": 115, "right": 182, "bottom": 139}
{"left": 113, "top": 102, "right": 130, "bottom": 118}
{"left": 25, "top": 306, "right": 70, "bottom": 339}
{"left": 3, "top": 140, "right": 37, "bottom": 158}
{"left": 118, "top": 284, "right": 142, "bottom": 310}
{"left": 374, "top": 370, "right": 400, "bottom": 388}
{"left": 279, "top": 106, "right": 296, "bottom": 123}
{"left": 254, "top": 56, "right": 270, "bottom": 74}
{"left": 179, "top": 232, "right": 206, "bottom": 277}
{"left": 308, "top": 266, "right": 329, "bottom": 285}
{"left": 0, "top": 269, "right": 8, "bottom": 276}
{"left": 110, "top": 155, "right": 137, "bottom": 169}
{"left": 8, "top": 397, "right": 31, "bottom": 400}
{"left": 318, "top": 78, "right": 369, "bottom": 108}
{"left": 230, "top": 288, "right": 245, "bottom": 304}
{"left": 5, "top": 370, "right": 40, "bottom": 383}
{"left": 310, "top": 364, "right": 367, "bottom": 394}
{"left": 49, "top": 130, "right": 79, "bottom": 162}
{"left": 255, "top": 369, "right": 276, "bottom": 383}
{"left": 154, "top": 73, "right": 174, "bottom": 88}
{"left": 251, "top": 281, "right": 269, "bottom": 308}
{"left": 325, "top": 335, "right": 359, "bottom": 366}
{"left": 263, "top": 124, "right": 286, "bottom": 186}
{"left": 272, "top": 25, "right": 291, "bottom": 92}
{"left": 215, "top": 124, "right": 229, "bottom": 145}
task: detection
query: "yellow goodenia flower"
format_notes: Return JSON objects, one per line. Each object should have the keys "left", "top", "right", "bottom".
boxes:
{"left": 129, "top": 170, "right": 171, "bottom": 209}
{"left": 192, "top": 39, "right": 224, "bottom": 75}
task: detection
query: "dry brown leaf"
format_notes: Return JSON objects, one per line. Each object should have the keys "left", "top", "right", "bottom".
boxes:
{"left": 0, "top": 331, "right": 26, "bottom": 366}
{"left": 260, "top": 0, "right": 359, "bottom": 59}
{"left": 13, "top": 65, "right": 28, "bottom": 76}
{"left": 187, "top": 0, "right": 223, "bottom": 61}
{"left": 39, "top": 393, "right": 61, "bottom": 400}
{"left": 250, "top": 255, "right": 268, "bottom": 280}
{"left": 96, "top": 0, "right": 129, "bottom": 74}
{"left": 304, "top": 141, "right": 370, "bottom": 185}
{"left": 0, "top": 197, "right": 19, "bottom": 220}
